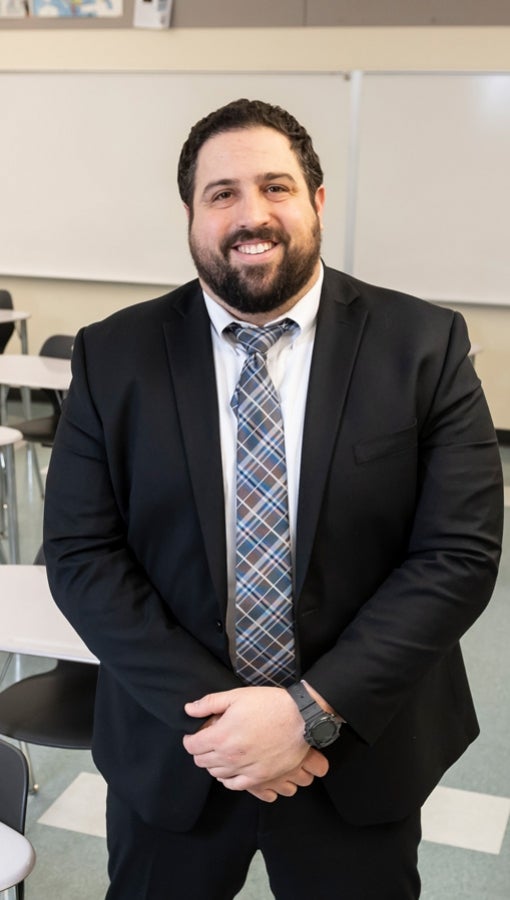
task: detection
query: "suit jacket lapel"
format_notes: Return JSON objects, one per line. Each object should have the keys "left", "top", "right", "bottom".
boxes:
{"left": 295, "top": 269, "right": 368, "bottom": 598}
{"left": 161, "top": 272, "right": 367, "bottom": 614}
{"left": 163, "top": 284, "right": 228, "bottom": 615}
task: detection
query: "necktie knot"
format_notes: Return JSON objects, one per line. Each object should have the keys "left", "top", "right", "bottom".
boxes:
{"left": 226, "top": 319, "right": 297, "bottom": 358}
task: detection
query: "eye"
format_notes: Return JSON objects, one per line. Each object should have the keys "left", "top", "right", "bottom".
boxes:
{"left": 212, "top": 190, "right": 234, "bottom": 202}
{"left": 265, "top": 184, "right": 290, "bottom": 201}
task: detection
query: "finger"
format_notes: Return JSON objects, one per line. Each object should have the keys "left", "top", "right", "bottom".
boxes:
{"left": 247, "top": 787, "right": 278, "bottom": 803}
{"left": 182, "top": 732, "right": 213, "bottom": 755}
{"left": 184, "top": 691, "right": 233, "bottom": 719}
{"left": 302, "top": 749, "right": 329, "bottom": 778}
{"left": 216, "top": 774, "right": 253, "bottom": 792}
{"left": 272, "top": 781, "right": 298, "bottom": 798}
{"left": 254, "top": 777, "right": 301, "bottom": 798}
{"left": 288, "top": 768, "right": 314, "bottom": 788}
{"left": 206, "top": 764, "right": 246, "bottom": 779}
{"left": 182, "top": 723, "right": 223, "bottom": 755}
{"left": 190, "top": 753, "right": 225, "bottom": 771}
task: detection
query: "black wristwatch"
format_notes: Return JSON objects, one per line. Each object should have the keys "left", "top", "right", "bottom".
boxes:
{"left": 287, "top": 682, "right": 342, "bottom": 749}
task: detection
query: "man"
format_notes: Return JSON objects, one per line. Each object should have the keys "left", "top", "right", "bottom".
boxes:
{"left": 44, "top": 99, "right": 503, "bottom": 899}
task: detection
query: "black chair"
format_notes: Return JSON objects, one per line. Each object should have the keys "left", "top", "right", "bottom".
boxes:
{"left": 0, "top": 739, "right": 36, "bottom": 900}
{"left": 14, "top": 334, "right": 74, "bottom": 497}
{"left": 0, "top": 548, "right": 98, "bottom": 793}
{"left": 0, "top": 290, "right": 15, "bottom": 355}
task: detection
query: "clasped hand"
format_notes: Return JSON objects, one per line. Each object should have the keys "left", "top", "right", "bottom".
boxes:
{"left": 183, "top": 686, "right": 329, "bottom": 802}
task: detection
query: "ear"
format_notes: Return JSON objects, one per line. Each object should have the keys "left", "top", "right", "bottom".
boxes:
{"left": 183, "top": 203, "right": 191, "bottom": 221}
{"left": 314, "top": 186, "right": 326, "bottom": 226}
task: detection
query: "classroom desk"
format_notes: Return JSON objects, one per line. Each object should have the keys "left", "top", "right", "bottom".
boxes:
{"left": 0, "top": 354, "right": 71, "bottom": 424}
{"left": 0, "top": 309, "right": 31, "bottom": 354}
{"left": 0, "top": 565, "right": 97, "bottom": 664}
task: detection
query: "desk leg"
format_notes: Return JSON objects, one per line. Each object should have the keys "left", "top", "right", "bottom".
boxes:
{"left": 20, "top": 319, "right": 28, "bottom": 354}
{"left": 4, "top": 443, "right": 20, "bottom": 563}
{"left": 19, "top": 383, "right": 42, "bottom": 494}
{"left": 0, "top": 384, "right": 7, "bottom": 425}
{"left": 21, "top": 385, "right": 32, "bottom": 419}
{"left": 0, "top": 453, "right": 5, "bottom": 537}
{"left": 15, "top": 319, "right": 29, "bottom": 354}
{"left": 0, "top": 383, "right": 30, "bottom": 424}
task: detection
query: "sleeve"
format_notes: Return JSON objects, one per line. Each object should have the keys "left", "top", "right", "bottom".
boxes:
{"left": 304, "top": 311, "right": 504, "bottom": 745}
{"left": 43, "top": 328, "right": 241, "bottom": 733}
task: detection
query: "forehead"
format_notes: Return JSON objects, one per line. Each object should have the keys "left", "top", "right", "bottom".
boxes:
{"left": 194, "top": 126, "right": 304, "bottom": 188}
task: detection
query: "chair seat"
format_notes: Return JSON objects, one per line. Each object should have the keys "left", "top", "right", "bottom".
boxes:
{"left": 16, "top": 413, "right": 60, "bottom": 443}
{"left": 0, "top": 662, "right": 97, "bottom": 749}
{"left": 0, "top": 821, "right": 36, "bottom": 891}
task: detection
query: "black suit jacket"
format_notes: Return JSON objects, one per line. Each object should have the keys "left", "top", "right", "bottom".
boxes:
{"left": 44, "top": 266, "right": 503, "bottom": 830}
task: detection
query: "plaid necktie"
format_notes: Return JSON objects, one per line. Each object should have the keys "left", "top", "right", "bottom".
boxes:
{"left": 226, "top": 319, "right": 298, "bottom": 687}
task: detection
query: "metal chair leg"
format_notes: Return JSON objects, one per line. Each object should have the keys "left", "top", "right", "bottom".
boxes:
{"left": 0, "top": 448, "right": 6, "bottom": 537}
{"left": 26, "top": 444, "right": 45, "bottom": 500}
{"left": 19, "top": 741, "right": 38, "bottom": 795}
{"left": 3, "top": 444, "right": 20, "bottom": 563}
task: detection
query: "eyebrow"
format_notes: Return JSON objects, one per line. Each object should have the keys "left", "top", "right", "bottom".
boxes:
{"left": 200, "top": 172, "right": 298, "bottom": 199}
{"left": 261, "top": 172, "right": 298, "bottom": 184}
{"left": 201, "top": 178, "right": 239, "bottom": 198}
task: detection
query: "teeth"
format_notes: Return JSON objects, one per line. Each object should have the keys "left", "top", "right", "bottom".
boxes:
{"left": 237, "top": 242, "right": 273, "bottom": 255}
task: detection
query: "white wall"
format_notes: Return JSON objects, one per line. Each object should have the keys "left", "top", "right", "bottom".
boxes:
{"left": 1, "top": 26, "right": 510, "bottom": 427}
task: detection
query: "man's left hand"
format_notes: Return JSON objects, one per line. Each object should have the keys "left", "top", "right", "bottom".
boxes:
{"left": 182, "top": 686, "right": 328, "bottom": 792}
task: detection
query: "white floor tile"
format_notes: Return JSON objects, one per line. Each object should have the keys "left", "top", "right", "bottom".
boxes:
{"left": 38, "top": 772, "right": 107, "bottom": 838}
{"left": 38, "top": 775, "right": 510, "bottom": 858}
{"left": 422, "top": 785, "right": 510, "bottom": 854}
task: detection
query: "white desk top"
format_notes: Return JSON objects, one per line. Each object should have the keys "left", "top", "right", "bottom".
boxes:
{"left": 0, "top": 566, "right": 97, "bottom": 664}
{"left": 0, "top": 354, "right": 71, "bottom": 391}
{"left": 0, "top": 310, "right": 31, "bottom": 324}
{"left": 0, "top": 426, "right": 23, "bottom": 446}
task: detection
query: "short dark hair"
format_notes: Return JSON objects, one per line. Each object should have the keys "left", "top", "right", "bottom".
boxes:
{"left": 177, "top": 98, "right": 324, "bottom": 208}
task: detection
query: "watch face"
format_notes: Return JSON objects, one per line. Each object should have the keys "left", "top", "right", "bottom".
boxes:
{"left": 308, "top": 715, "right": 341, "bottom": 748}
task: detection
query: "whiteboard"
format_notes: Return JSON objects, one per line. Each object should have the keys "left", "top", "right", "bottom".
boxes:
{"left": 0, "top": 72, "right": 350, "bottom": 285}
{"left": 353, "top": 73, "right": 510, "bottom": 305}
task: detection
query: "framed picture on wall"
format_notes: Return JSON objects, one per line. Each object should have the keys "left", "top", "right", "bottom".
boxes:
{"left": 30, "top": 0, "right": 122, "bottom": 16}
{"left": 0, "top": 0, "right": 132, "bottom": 25}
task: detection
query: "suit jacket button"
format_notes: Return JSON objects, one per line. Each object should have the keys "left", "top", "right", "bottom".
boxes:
{"left": 215, "top": 619, "right": 224, "bottom": 633}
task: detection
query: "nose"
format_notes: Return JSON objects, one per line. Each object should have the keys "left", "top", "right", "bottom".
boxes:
{"left": 236, "top": 187, "right": 271, "bottom": 230}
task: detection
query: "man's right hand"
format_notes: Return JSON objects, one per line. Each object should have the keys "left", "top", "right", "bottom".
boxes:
{"left": 247, "top": 747, "right": 329, "bottom": 802}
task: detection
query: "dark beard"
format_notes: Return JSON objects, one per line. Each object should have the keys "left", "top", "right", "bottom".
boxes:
{"left": 189, "top": 222, "right": 321, "bottom": 315}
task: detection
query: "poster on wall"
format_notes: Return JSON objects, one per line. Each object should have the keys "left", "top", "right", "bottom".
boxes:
{"left": 133, "top": 0, "right": 172, "bottom": 28}
{"left": 31, "top": 0, "right": 122, "bottom": 15}
{"left": 0, "top": 0, "right": 29, "bottom": 16}
{"left": 0, "top": 0, "right": 122, "bottom": 15}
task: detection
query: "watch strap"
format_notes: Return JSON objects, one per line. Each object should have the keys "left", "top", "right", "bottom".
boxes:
{"left": 287, "top": 681, "right": 324, "bottom": 723}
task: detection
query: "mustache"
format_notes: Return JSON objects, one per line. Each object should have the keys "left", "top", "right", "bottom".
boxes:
{"left": 221, "top": 227, "right": 287, "bottom": 254}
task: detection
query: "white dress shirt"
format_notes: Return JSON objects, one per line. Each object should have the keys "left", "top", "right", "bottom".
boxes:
{"left": 203, "top": 265, "right": 323, "bottom": 656}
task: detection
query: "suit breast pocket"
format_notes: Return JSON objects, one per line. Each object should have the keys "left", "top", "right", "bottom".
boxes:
{"left": 353, "top": 419, "right": 418, "bottom": 465}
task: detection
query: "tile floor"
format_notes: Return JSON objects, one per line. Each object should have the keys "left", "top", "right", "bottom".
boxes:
{"left": 1, "top": 428, "right": 509, "bottom": 899}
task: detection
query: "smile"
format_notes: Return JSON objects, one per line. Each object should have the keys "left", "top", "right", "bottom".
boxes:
{"left": 235, "top": 241, "right": 275, "bottom": 255}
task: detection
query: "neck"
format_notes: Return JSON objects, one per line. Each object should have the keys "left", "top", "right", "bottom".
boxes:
{"left": 211, "top": 296, "right": 297, "bottom": 326}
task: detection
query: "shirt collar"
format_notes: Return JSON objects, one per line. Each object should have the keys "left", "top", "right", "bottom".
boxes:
{"left": 202, "top": 262, "right": 324, "bottom": 344}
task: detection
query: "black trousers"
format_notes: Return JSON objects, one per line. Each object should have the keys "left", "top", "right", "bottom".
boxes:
{"left": 105, "top": 780, "right": 421, "bottom": 900}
